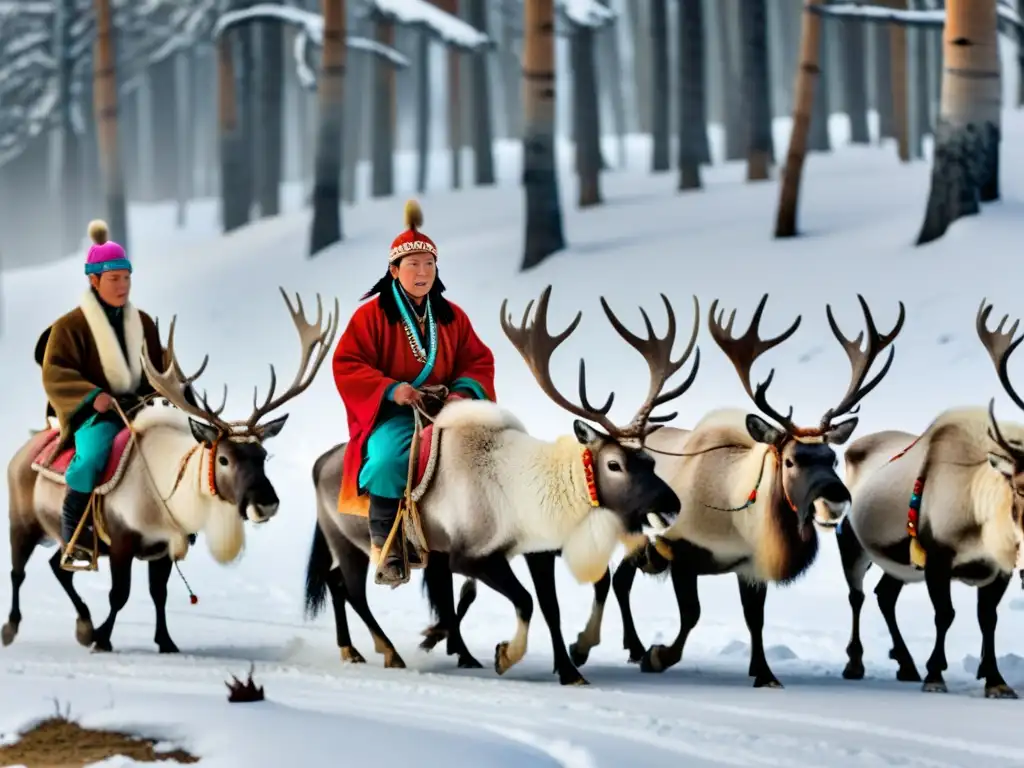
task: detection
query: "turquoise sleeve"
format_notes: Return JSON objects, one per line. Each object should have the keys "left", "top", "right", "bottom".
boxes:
{"left": 450, "top": 377, "right": 488, "bottom": 401}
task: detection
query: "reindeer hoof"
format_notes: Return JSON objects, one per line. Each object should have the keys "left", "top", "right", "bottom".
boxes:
{"left": 419, "top": 625, "right": 446, "bottom": 652}
{"left": 639, "top": 645, "right": 669, "bottom": 673}
{"left": 1, "top": 622, "right": 17, "bottom": 647}
{"left": 922, "top": 679, "right": 947, "bottom": 694}
{"left": 91, "top": 638, "right": 112, "bottom": 653}
{"left": 568, "top": 642, "right": 590, "bottom": 668}
{"left": 842, "top": 660, "right": 865, "bottom": 680}
{"left": 340, "top": 646, "right": 366, "bottom": 664}
{"left": 75, "top": 619, "right": 94, "bottom": 647}
{"left": 985, "top": 684, "right": 1018, "bottom": 699}
{"left": 896, "top": 666, "right": 922, "bottom": 682}
{"left": 495, "top": 642, "right": 513, "bottom": 675}
{"left": 559, "top": 669, "right": 589, "bottom": 686}
{"left": 457, "top": 653, "right": 483, "bottom": 669}
{"left": 157, "top": 640, "right": 179, "bottom": 654}
{"left": 753, "top": 675, "right": 783, "bottom": 689}
{"left": 383, "top": 649, "right": 406, "bottom": 669}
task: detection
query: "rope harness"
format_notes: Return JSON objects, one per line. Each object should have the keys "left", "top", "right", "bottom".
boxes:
{"left": 60, "top": 395, "right": 205, "bottom": 602}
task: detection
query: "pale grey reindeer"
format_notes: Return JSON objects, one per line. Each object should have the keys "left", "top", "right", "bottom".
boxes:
{"left": 4, "top": 289, "right": 338, "bottom": 654}
{"left": 563, "top": 293, "right": 905, "bottom": 688}
{"left": 838, "top": 299, "right": 1024, "bottom": 699}
{"left": 304, "top": 285, "right": 698, "bottom": 685}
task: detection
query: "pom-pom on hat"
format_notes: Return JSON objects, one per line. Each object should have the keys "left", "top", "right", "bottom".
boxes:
{"left": 388, "top": 199, "right": 438, "bottom": 264}
{"left": 84, "top": 219, "right": 132, "bottom": 276}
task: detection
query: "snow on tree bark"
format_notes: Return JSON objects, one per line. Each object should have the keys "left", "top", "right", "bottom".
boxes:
{"left": 740, "top": 0, "right": 772, "bottom": 181}
{"left": 521, "top": 0, "right": 566, "bottom": 270}
{"left": 676, "top": 0, "right": 705, "bottom": 190}
{"left": 917, "top": 0, "right": 1000, "bottom": 245}
{"left": 309, "top": 0, "right": 345, "bottom": 255}
{"left": 775, "top": 0, "right": 824, "bottom": 238}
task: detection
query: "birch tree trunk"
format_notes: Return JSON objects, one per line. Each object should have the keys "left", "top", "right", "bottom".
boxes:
{"left": 572, "top": 23, "right": 602, "bottom": 206}
{"left": 650, "top": 0, "right": 670, "bottom": 172}
{"left": 740, "top": 0, "right": 772, "bottom": 180}
{"left": 774, "top": 0, "right": 822, "bottom": 238}
{"left": 467, "top": 0, "right": 496, "bottom": 185}
{"left": 371, "top": 18, "right": 395, "bottom": 198}
{"left": 841, "top": 22, "right": 870, "bottom": 143}
{"left": 415, "top": 31, "right": 431, "bottom": 193}
{"left": 93, "top": 0, "right": 127, "bottom": 247}
{"left": 309, "top": 0, "right": 346, "bottom": 255}
{"left": 219, "top": 32, "right": 248, "bottom": 232}
{"left": 677, "top": 0, "right": 705, "bottom": 190}
{"left": 917, "top": 0, "right": 1000, "bottom": 244}
{"left": 521, "top": 0, "right": 566, "bottom": 270}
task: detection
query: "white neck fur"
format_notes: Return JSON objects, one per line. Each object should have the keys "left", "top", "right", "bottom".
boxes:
{"left": 79, "top": 288, "right": 144, "bottom": 394}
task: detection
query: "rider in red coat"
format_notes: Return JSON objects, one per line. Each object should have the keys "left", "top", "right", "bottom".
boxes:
{"left": 332, "top": 200, "right": 496, "bottom": 585}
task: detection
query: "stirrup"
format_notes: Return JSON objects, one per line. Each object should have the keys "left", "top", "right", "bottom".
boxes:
{"left": 59, "top": 544, "right": 97, "bottom": 572}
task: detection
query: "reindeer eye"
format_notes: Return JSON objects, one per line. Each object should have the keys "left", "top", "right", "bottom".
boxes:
{"left": 607, "top": 460, "right": 622, "bottom": 472}
{"left": 785, "top": 459, "right": 794, "bottom": 468}
{"left": 218, "top": 456, "right": 229, "bottom": 466}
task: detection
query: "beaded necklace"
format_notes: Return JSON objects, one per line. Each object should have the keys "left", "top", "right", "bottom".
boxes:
{"left": 392, "top": 281, "right": 438, "bottom": 388}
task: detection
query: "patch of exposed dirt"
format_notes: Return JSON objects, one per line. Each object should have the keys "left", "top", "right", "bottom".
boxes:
{"left": 0, "top": 716, "right": 199, "bottom": 767}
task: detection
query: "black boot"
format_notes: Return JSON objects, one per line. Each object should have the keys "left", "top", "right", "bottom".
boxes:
{"left": 60, "top": 488, "right": 93, "bottom": 562}
{"left": 369, "top": 495, "right": 411, "bottom": 586}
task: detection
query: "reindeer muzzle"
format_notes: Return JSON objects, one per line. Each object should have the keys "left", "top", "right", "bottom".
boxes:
{"left": 808, "top": 480, "right": 851, "bottom": 529}
{"left": 244, "top": 501, "right": 279, "bottom": 524}
{"left": 645, "top": 487, "right": 681, "bottom": 530}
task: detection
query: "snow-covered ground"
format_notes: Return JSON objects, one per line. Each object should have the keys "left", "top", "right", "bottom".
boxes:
{"left": 3, "top": 112, "right": 1024, "bottom": 766}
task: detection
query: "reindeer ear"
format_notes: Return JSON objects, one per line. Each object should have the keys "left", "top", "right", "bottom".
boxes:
{"left": 825, "top": 417, "right": 858, "bottom": 446}
{"left": 573, "top": 419, "right": 601, "bottom": 445}
{"left": 189, "top": 418, "right": 219, "bottom": 446}
{"left": 745, "top": 414, "right": 784, "bottom": 446}
{"left": 258, "top": 414, "right": 289, "bottom": 441}
{"left": 988, "top": 452, "right": 1016, "bottom": 479}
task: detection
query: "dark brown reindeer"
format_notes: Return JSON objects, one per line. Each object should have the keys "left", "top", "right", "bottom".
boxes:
{"left": 544, "top": 294, "right": 903, "bottom": 688}
{"left": 838, "top": 300, "right": 1024, "bottom": 698}
{"left": 304, "top": 286, "right": 698, "bottom": 685}
{"left": 3, "top": 290, "right": 337, "bottom": 654}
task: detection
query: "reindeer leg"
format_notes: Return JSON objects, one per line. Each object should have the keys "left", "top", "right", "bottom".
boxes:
{"left": 325, "top": 567, "right": 365, "bottom": 663}
{"left": 611, "top": 558, "right": 646, "bottom": 664}
{"left": 737, "top": 576, "right": 781, "bottom": 688}
{"left": 148, "top": 556, "right": 178, "bottom": 654}
{"left": 336, "top": 544, "right": 404, "bottom": 668}
{"left": 91, "top": 545, "right": 133, "bottom": 653}
{"left": 525, "top": 552, "right": 588, "bottom": 686}
{"left": 976, "top": 573, "right": 1016, "bottom": 699}
{"left": 452, "top": 552, "right": 533, "bottom": 677}
{"left": 875, "top": 574, "right": 920, "bottom": 682}
{"left": 641, "top": 554, "right": 700, "bottom": 673}
{"left": 922, "top": 551, "right": 954, "bottom": 693}
{"left": 569, "top": 567, "right": 610, "bottom": 668}
{"left": 46, "top": 550, "right": 94, "bottom": 647}
{"left": 421, "top": 555, "right": 481, "bottom": 669}
{"left": 2, "top": 522, "right": 43, "bottom": 646}
{"left": 837, "top": 519, "right": 871, "bottom": 680}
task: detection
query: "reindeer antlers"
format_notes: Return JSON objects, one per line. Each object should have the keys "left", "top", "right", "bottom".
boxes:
{"left": 141, "top": 288, "right": 340, "bottom": 440}
{"left": 500, "top": 286, "right": 700, "bottom": 441}
{"left": 977, "top": 299, "right": 1024, "bottom": 458}
{"left": 708, "top": 294, "right": 904, "bottom": 435}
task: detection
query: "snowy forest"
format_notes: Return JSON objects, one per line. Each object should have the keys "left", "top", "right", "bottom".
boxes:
{"left": 0, "top": 0, "right": 1022, "bottom": 274}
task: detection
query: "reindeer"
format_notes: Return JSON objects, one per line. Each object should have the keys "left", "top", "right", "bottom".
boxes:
{"left": 838, "top": 300, "right": 1024, "bottom": 699}
{"left": 559, "top": 294, "right": 904, "bottom": 688}
{"left": 304, "top": 286, "right": 698, "bottom": 685}
{"left": 3, "top": 289, "right": 338, "bottom": 654}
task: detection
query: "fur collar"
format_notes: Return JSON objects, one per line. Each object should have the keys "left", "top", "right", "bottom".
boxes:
{"left": 79, "top": 289, "right": 144, "bottom": 394}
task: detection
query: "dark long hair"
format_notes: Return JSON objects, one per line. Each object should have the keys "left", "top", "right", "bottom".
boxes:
{"left": 361, "top": 268, "right": 455, "bottom": 326}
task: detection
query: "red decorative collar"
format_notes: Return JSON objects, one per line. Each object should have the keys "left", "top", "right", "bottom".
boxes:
{"left": 581, "top": 448, "right": 600, "bottom": 507}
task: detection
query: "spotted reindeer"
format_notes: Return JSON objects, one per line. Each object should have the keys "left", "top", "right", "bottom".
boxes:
{"left": 838, "top": 300, "right": 1024, "bottom": 699}
{"left": 562, "top": 293, "right": 905, "bottom": 687}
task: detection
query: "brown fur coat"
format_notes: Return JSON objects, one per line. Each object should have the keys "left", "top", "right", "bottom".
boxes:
{"left": 41, "top": 289, "right": 164, "bottom": 458}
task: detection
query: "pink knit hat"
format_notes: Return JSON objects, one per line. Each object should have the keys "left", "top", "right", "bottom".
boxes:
{"left": 84, "top": 220, "right": 131, "bottom": 276}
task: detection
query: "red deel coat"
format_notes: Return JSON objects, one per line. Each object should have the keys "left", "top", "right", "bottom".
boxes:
{"left": 332, "top": 296, "right": 496, "bottom": 516}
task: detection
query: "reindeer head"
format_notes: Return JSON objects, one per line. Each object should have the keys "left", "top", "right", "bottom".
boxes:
{"left": 141, "top": 288, "right": 339, "bottom": 524}
{"left": 977, "top": 300, "right": 1024, "bottom": 529}
{"left": 501, "top": 286, "right": 701, "bottom": 535}
{"left": 709, "top": 294, "right": 905, "bottom": 533}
